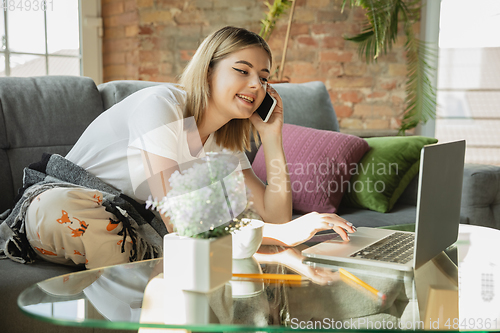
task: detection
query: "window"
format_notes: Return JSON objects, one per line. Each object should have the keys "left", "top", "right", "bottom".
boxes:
{"left": 436, "top": 0, "right": 500, "bottom": 165}
{"left": 0, "top": 0, "right": 80, "bottom": 76}
{"left": 0, "top": 0, "right": 102, "bottom": 83}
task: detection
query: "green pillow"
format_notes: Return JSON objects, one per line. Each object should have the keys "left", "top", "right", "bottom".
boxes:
{"left": 342, "top": 136, "right": 438, "bottom": 213}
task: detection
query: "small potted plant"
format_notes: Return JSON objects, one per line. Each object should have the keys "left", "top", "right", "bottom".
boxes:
{"left": 146, "top": 152, "right": 255, "bottom": 293}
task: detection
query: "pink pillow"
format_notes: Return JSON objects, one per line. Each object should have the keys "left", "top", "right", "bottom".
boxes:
{"left": 252, "top": 124, "right": 370, "bottom": 214}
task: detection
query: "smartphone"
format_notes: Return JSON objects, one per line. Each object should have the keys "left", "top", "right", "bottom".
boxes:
{"left": 255, "top": 92, "right": 277, "bottom": 122}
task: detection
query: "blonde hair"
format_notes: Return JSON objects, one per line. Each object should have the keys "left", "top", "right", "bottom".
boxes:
{"left": 179, "top": 26, "right": 272, "bottom": 152}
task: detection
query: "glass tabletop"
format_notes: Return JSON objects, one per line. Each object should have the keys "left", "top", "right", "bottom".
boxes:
{"left": 17, "top": 224, "right": 500, "bottom": 332}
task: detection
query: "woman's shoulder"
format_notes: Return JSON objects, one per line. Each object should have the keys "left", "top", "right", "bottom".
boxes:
{"left": 133, "top": 83, "right": 187, "bottom": 106}
{"left": 123, "top": 84, "right": 188, "bottom": 131}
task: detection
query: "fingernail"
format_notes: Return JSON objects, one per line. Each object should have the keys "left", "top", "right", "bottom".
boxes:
{"left": 329, "top": 223, "right": 335, "bottom": 227}
{"left": 346, "top": 222, "right": 353, "bottom": 226}
{"left": 346, "top": 235, "right": 350, "bottom": 241}
{"left": 352, "top": 226, "right": 357, "bottom": 232}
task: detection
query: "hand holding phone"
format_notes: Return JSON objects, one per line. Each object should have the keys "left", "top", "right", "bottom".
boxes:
{"left": 255, "top": 92, "right": 277, "bottom": 122}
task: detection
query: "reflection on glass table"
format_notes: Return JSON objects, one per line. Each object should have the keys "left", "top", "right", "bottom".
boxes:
{"left": 17, "top": 224, "right": 500, "bottom": 332}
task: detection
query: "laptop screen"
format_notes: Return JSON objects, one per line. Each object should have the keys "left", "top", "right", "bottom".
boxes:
{"left": 413, "top": 140, "right": 466, "bottom": 268}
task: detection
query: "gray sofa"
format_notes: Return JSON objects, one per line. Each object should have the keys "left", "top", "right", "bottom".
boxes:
{"left": 1, "top": 76, "right": 499, "bottom": 333}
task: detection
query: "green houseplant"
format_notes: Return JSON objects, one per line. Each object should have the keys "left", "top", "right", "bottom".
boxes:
{"left": 259, "top": 0, "right": 293, "bottom": 41}
{"left": 259, "top": 0, "right": 295, "bottom": 82}
{"left": 341, "top": 0, "right": 436, "bottom": 134}
{"left": 259, "top": 0, "right": 436, "bottom": 134}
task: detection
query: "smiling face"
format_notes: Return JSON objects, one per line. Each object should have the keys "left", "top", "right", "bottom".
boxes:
{"left": 207, "top": 46, "right": 271, "bottom": 121}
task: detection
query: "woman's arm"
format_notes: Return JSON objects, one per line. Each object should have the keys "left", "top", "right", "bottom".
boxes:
{"left": 242, "top": 151, "right": 292, "bottom": 223}
{"left": 141, "top": 150, "right": 179, "bottom": 233}
{"left": 246, "top": 85, "right": 292, "bottom": 223}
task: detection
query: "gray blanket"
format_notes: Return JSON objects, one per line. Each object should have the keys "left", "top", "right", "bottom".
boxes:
{"left": 0, "top": 153, "right": 166, "bottom": 264}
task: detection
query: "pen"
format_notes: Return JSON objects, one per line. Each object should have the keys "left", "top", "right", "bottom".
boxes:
{"left": 232, "top": 273, "right": 303, "bottom": 281}
{"left": 339, "top": 268, "right": 386, "bottom": 300}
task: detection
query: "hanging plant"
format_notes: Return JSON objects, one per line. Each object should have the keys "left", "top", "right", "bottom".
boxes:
{"left": 341, "top": 0, "right": 437, "bottom": 134}
{"left": 259, "top": 0, "right": 295, "bottom": 82}
{"left": 259, "top": 0, "right": 293, "bottom": 41}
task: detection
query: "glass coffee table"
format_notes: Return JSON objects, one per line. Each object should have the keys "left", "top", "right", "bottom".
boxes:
{"left": 17, "top": 224, "right": 500, "bottom": 332}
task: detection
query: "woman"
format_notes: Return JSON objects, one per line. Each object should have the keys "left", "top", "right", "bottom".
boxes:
{"left": 25, "top": 26, "right": 356, "bottom": 269}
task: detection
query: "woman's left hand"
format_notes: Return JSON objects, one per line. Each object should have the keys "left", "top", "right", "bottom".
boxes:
{"left": 249, "top": 84, "right": 283, "bottom": 139}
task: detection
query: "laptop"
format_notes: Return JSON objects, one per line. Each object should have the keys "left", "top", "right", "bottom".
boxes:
{"left": 302, "top": 140, "right": 466, "bottom": 271}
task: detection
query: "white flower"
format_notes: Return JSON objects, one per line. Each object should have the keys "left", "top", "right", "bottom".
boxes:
{"left": 146, "top": 153, "right": 251, "bottom": 238}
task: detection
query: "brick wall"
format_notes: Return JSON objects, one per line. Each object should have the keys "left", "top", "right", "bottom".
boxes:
{"left": 102, "top": 0, "right": 416, "bottom": 132}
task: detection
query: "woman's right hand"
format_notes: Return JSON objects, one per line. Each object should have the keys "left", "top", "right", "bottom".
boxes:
{"left": 249, "top": 84, "right": 283, "bottom": 140}
{"left": 262, "top": 212, "right": 357, "bottom": 247}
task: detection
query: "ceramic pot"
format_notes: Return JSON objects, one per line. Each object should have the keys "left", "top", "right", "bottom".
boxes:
{"left": 163, "top": 233, "right": 232, "bottom": 293}
{"left": 231, "top": 219, "right": 264, "bottom": 259}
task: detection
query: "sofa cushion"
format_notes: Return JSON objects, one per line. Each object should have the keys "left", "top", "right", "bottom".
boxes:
{"left": 461, "top": 163, "right": 500, "bottom": 228}
{"left": 0, "top": 259, "right": 133, "bottom": 333}
{"left": 252, "top": 124, "right": 369, "bottom": 214}
{"left": 0, "top": 259, "right": 83, "bottom": 333}
{"left": 0, "top": 76, "right": 103, "bottom": 149}
{"left": 0, "top": 76, "right": 103, "bottom": 213}
{"left": 337, "top": 203, "right": 417, "bottom": 228}
{"left": 245, "top": 81, "right": 341, "bottom": 164}
{"left": 273, "top": 81, "right": 340, "bottom": 132}
{"left": 98, "top": 80, "right": 170, "bottom": 111}
{"left": 342, "top": 136, "right": 438, "bottom": 213}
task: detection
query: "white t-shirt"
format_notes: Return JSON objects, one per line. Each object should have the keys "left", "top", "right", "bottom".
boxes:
{"left": 66, "top": 84, "right": 252, "bottom": 203}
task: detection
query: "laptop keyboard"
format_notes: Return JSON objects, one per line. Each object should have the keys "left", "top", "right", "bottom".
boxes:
{"left": 350, "top": 232, "right": 415, "bottom": 264}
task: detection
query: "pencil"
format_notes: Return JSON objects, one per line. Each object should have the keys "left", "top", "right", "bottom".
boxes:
{"left": 232, "top": 273, "right": 303, "bottom": 281}
{"left": 339, "top": 268, "right": 386, "bottom": 300}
